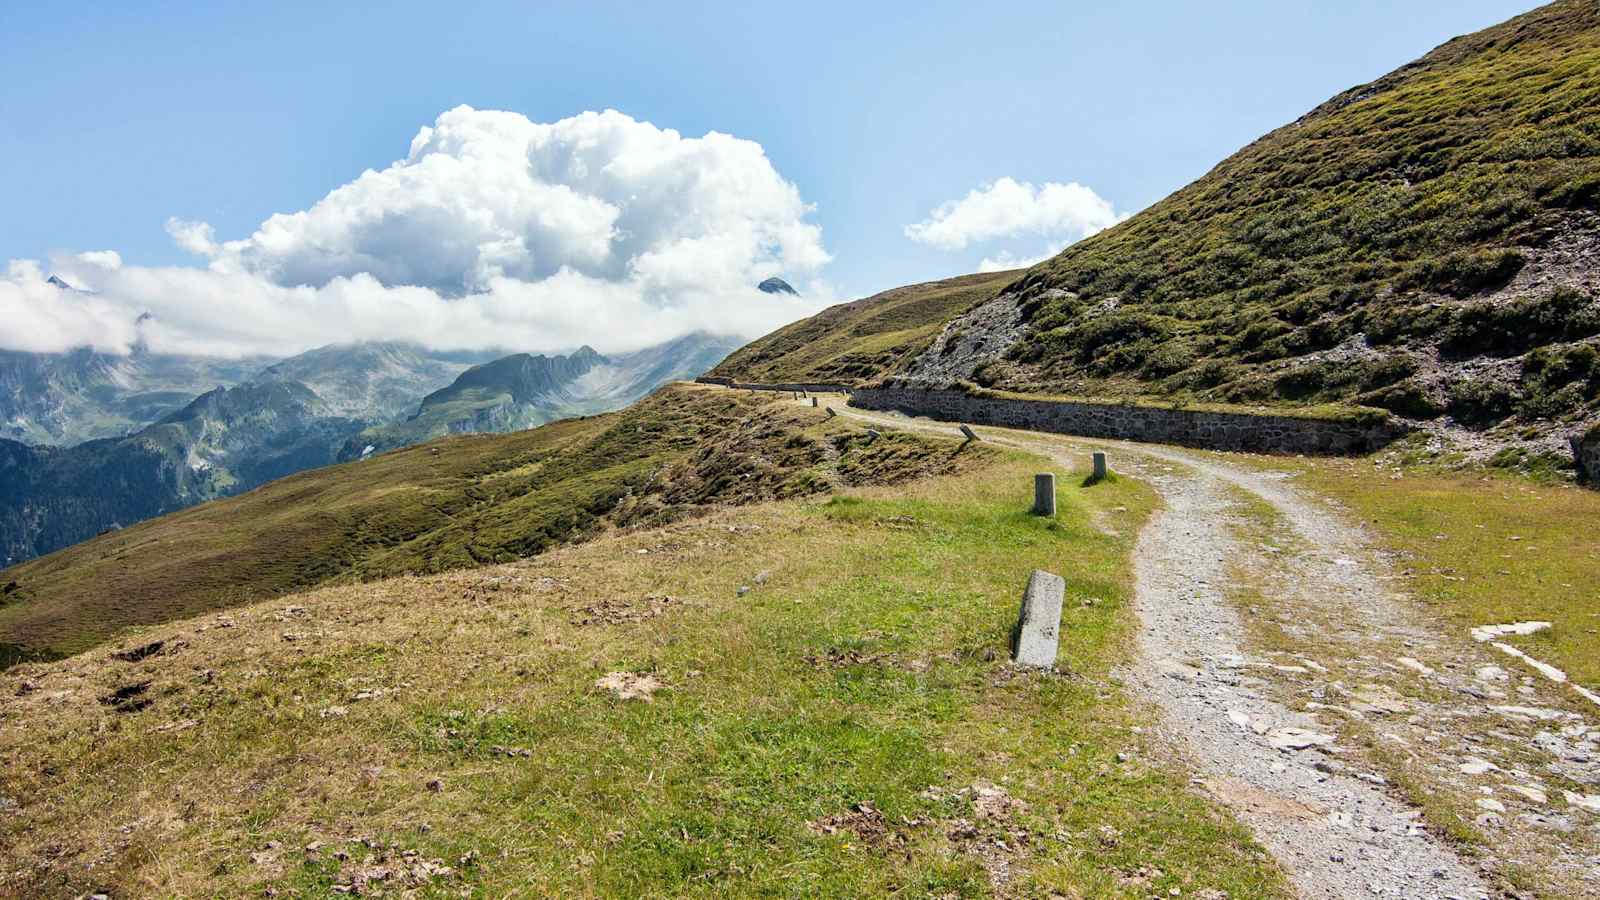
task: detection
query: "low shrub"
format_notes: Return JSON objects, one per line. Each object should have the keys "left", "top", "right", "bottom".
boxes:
{"left": 1447, "top": 378, "right": 1518, "bottom": 426}
{"left": 1396, "top": 248, "right": 1525, "bottom": 298}
{"left": 1440, "top": 286, "right": 1600, "bottom": 358}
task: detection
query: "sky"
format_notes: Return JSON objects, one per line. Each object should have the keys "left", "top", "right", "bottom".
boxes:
{"left": 0, "top": 0, "right": 1541, "bottom": 358}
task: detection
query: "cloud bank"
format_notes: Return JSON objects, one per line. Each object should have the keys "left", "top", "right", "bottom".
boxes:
{"left": 905, "top": 176, "right": 1127, "bottom": 270}
{"left": 1, "top": 107, "right": 832, "bottom": 357}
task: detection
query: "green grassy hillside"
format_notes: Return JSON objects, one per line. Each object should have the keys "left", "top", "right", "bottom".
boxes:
{"left": 0, "top": 385, "right": 983, "bottom": 666}
{"left": 977, "top": 0, "right": 1600, "bottom": 420}
{"left": 0, "top": 452, "right": 1289, "bottom": 898}
{"left": 719, "top": 2, "right": 1600, "bottom": 450}
{"left": 708, "top": 270, "right": 1017, "bottom": 384}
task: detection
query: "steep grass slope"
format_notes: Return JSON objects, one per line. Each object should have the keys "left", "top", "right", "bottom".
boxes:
{"left": 708, "top": 270, "right": 1017, "bottom": 384}
{"left": 0, "top": 385, "right": 982, "bottom": 666}
{"left": 720, "top": 2, "right": 1600, "bottom": 452}
{"left": 0, "top": 454, "right": 1290, "bottom": 898}
{"left": 927, "top": 2, "right": 1600, "bottom": 428}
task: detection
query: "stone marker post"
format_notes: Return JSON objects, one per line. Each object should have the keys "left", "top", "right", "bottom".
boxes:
{"left": 793, "top": 391, "right": 800, "bottom": 400}
{"left": 959, "top": 424, "right": 978, "bottom": 442}
{"left": 1033, "top": 473, "right": 1056, "bottom": 516}
{"left": 811, "top": 397, "right": 819, "bottom": 407}
{"left": 1092, "top": 452, "right": 1108, "bottom": 481}
{"left": 865, "top": 429, "right": 881, "bottom": 444}
{"left": 1012, "top": 570, "right": 1066, "bottom": 668}
{"left": 825, "top": 406, "right": 837, "bottom": 418}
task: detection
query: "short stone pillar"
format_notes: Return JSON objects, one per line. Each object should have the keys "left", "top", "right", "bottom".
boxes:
{"left": 825, "top": 406, "right": 837, "bottom": 418}
{"left": 865, "top": 429, "right": 881, "bottom": 444}
{"left": 1033, "top": 473, "right": 1056, "bottom": 516}
{"left": 1011, "top": 570, "right": 1066, "bottom": 668}
{"left": 959, "top": 424, "right": 978, "bottom": 442}
{"left": 1092, "top": 452, "right": 1108, "bottom": 481}
{"left": 811, "top": 397, "right": 819, "bottom": 407}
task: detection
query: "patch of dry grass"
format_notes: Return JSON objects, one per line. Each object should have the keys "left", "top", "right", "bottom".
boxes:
{"left": 0, "top": 385, "right": 985, "bottom": 667}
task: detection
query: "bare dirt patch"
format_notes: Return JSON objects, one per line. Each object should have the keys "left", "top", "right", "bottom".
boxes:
{"left": 593, "top": 671, "right": 665, "bottom": 702}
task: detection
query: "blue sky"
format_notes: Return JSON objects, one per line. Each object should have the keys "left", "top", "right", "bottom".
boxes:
{"left": 0, "top": 0, "right": 1542, "bottom": 355}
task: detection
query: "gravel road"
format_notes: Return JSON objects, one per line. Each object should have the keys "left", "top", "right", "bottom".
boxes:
{"left": 832, "top": 403, "right": 1496, "bottom": 899}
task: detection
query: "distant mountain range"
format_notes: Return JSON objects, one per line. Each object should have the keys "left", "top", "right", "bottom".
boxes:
{"left": 0, "top": 333, "right": 739, "bottom": 565}
{"left": 0, "top": 347, "right": 271, "bottom": 446}
{"left": 344, "top": 332, "right": 740, "bottom": 459}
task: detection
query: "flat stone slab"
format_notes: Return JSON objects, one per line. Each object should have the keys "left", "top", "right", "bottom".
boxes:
{"left": 1011, "top": 570, "right": 1065, "bottom": 668}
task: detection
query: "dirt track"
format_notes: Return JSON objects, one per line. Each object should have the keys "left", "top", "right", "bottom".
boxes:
{"left": 830, "top": 400, "right": 1600, "bottom": 898}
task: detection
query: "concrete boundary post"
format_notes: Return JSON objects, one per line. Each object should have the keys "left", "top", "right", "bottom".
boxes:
{"left": 1033, "top": 473, "right": 1056, "bottom": 516}
{"left": 1011, "top": 570, "right": 1066, "bottom": 668}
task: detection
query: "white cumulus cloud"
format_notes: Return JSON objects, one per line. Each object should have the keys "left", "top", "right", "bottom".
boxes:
{"left": 977, "top": 243, "right": 1068, "bottom": 273}
{"left": 905, "top": 177, "right": 1127, "bottom": 262}
{"left": 1, "top": 106, "right": 832, "bottom": 357}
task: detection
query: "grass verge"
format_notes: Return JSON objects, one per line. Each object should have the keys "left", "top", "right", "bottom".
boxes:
{"left": 1280, "top": 457, "right": 1600, "bottom": 689}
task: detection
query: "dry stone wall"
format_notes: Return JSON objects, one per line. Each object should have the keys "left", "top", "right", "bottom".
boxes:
{"left": 1572, "top": 428, "right": 1600, "bottom": 483}
{"left": 694, "top": 376, "right": 854, "bottom": 394}
{"left": 852, "top": 383, "right": 1405, "bottom": 455}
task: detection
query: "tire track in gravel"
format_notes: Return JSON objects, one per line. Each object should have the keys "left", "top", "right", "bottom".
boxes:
{"left": 829, "top": 403, "right": 1493, "bottom": 899}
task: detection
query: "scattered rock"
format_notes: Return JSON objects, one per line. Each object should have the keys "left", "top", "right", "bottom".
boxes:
{"left": 319, "top": 706, "right": 349, "bottom": 719}
{"left": 1506, "top": 785, "right": 1548, "bottom": 804}
{"left": 1474, "top": 665, "right": 1510, "bottom": 683}
{"left": 971, "top": 782, "right": 1025, "bottom": 821}
{"left": 1266, "top": 727, "right": 1335, "bottom": 751}
{"left": 153, "top": 719, "right": 199, "bottom": 733}
{"left": 1488, "top": 705, "right": 1571, "bottom": 721}
{"left": 1396, "top": 657, "right": 1434, "bottom": 676}
{"left": 1471, "top": 621, "right": 1552, "bottom": 642}
{"left": 1488, "top": 641, "right": 1568, "bottom": 683}
{"left": 1350, "top": 686, "right": 1410, "bottom": 715}
{"left": 573, "top": 595, "right": 677, "bottom": 626}
{"left": 98, "top": 680, "right": 153, "bottom": 713}
{"left": 803, "top": 647, "right": 891, "bottom": 669}
{"left": 111, "top": 639, "right": 170, "bottom": 662}
{"left": 1565, "top": 792, "right": 1600, "bottom": 814}
{"left": 1460, "top": 758, "right": 1499, "bottom": 776}
{"left": 807, "top": 802, "right": 898, "bottom": 845}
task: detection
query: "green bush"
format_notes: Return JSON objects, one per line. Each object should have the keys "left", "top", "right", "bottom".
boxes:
{"left": 1447, "top": 378, "right": 1518, "bottom": 426}
{"left": 1396, "top": 248, "right": 1525, "bottom": 298}
{"left": 1362, "top": 380, "right": 1446, "bottom": 419}
{"left": 1440, "top": 287, "right": 1600, "bottom": 357}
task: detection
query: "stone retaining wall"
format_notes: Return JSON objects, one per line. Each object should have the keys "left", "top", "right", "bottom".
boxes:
{"left": 695, "top": 376, "right": 854, "bottom": 394}
{"left": 851, "top": 384, "right": 1405, "bottom": 455}
{"left": 1572, "top": 428, "right": 1600, "bottom": 483}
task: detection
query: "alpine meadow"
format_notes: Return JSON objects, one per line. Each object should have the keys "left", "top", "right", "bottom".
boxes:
{"left": 3, "top": 3, "right": 1600, "bottom": 898}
